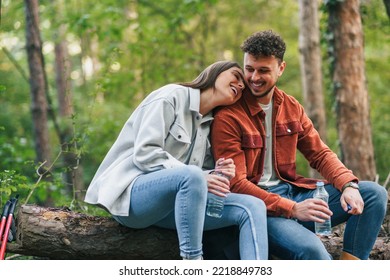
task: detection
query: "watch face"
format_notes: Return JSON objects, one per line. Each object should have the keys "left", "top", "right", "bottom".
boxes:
{"left": 350, "top": 182, "right": 359, "bottom": 189}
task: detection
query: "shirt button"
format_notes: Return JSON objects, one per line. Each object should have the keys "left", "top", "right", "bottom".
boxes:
{"left": 178, "top": 135, "right": 182, "bottom": 139}
{"left": 287, "top": 129, "right": 291, "bottom": 133}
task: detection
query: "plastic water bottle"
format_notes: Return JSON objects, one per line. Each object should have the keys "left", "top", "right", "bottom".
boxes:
{"left": 313, "top": 181, "right": 332, "bottom": 235}
{"left": 206, "top": 172, "right": 228, "bottom": 218}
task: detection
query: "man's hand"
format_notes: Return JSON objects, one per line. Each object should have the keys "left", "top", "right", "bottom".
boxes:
{"left": 340, "top": 188, "right": 364, "bottom": 215}
{"left": 291, "top": 199, "right": 333, "bottom": 222}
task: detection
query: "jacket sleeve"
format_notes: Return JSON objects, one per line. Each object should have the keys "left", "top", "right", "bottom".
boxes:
{"left": 131, "top": 96, "right": 185, "bottom": 172}
{"left": 211, "top": 109, "right": 296, "bottom": 218}
{"left": 296, "top": 103, "right": 358, "bottom": 191}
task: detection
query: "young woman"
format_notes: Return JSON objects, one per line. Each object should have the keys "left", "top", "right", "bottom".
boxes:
{"left": 84, "top": 61, "right": 268, "bottom": 260}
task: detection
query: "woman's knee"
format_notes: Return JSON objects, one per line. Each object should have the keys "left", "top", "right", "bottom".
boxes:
{"left": 228, "top": 194, "right": 266, "bottom": 219}
{"left": 242, "top": 194, "right": 266, "bottom": 213}
{"left": 177, "top": 165, "right": 208, "bottom": 196}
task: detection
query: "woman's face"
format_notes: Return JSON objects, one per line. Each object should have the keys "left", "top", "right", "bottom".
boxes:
{"left": 214, "top": 66, "right": 245, "bottom": 105}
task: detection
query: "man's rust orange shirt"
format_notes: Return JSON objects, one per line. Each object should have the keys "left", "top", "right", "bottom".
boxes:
{"left": 211, "top": 87, "right": 358, "bottom": 218}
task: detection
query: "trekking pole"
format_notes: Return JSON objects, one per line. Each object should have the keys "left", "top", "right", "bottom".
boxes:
{"left": 0, "top": 195, "right": 18, "bottom": 260}
{"left": 0, "top": 200, "right": 11, "bottom": 242}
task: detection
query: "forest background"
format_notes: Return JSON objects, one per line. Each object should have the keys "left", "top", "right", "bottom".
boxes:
{"left": 0, "top": 0, "right": 389, "bottom": 216}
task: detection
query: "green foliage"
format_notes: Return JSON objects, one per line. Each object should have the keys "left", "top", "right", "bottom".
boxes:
{"left": 0, "top": 169, "right": 29, "bottom": 206}
{"left": 0, "top": 0, "right": 389, "bottom": 212}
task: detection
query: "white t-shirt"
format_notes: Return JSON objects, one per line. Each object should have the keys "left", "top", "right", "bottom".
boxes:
{"left": 257, "top": 100, "right": 280, "bottom": 188}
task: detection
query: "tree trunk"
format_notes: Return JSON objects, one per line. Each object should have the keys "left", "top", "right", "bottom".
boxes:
{"left": 54, "top": 34, "right": 73, "bottom": 119}
{"left": 4, "top": 204, "right": 390, "bottom": 260}
{"left": 298, "top": 0, "right": 326, "bottom": 142}
{"left": 327, "top": 0, "right": 376, "bottom": 180}
{"left": 24, "top": 0, "right": 51, "bottom": 168}
{"left": 53, "top": 0, "right": 85, "bottom": 201}
{"left": 384, "top": 0, "right": 390, "bottom": 19}
{"left": 298, "top": 0, "right": 327, "bottom": 179}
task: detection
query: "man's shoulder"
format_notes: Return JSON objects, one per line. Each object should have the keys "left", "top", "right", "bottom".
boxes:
{"left": 214, "top": 98, "right": 246, "bottom": 116}
{"left": 275, "top": 87, "right": 303, "bottom": 108}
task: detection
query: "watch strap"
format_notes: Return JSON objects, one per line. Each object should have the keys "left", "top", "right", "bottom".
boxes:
{"left": 341, "top": 182, "right": 359, "bottom": 192}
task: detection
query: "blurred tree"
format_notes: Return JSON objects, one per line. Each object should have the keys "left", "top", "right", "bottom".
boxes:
{"left": 298, "top": 0, "right": 326, "bottom": 179}
{"left": 384, "top": 0, "right": 390, "bottom": 19}
{"left": 327, "top": 0, "right": 376, "bottom": 180}
{"left": 24, "top": 0, "right": 54, "bottom": 205}
{"left": 24, "top": 0, "right": 51, "bottom": 170}
{"left": 1, "top": 0, "right": 388, "bottom": 209}
{"left": 52, "top": 0, "right": 85, "bottom": 202}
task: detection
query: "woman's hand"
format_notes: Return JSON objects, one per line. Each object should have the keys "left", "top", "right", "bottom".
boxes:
{"left": 205, "top": 173, "right": 230, "bottom": 197}
{"left": 205, "top": 158, "right": 235, "bottom": 197}
{"left": 214, "top": 158, "right": 235, "bottom": 180}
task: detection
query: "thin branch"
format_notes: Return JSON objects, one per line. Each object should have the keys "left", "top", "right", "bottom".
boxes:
{"left": 23, "top": 150, "right": 63, "bottom": 205}
{"left": 1, "top": 46, "right": 29, "bottom": 82}
{"left": 5, "top": 254, "right": 25, "bottom": 260}
{"left": 383, "top": 171, "right": 390, "bottom": 189}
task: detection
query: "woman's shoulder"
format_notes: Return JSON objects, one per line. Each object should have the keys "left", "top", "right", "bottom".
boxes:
{"left": 158, "top": 84, "right": 188, "bottom": 93}
{"left": 139, "top": 84, "right": 192, "bottom": 109}
{"left": 149, "top": 84, "right": 191, "bottom": 100}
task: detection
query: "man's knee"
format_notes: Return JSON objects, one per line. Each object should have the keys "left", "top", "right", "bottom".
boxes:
{"left": 298, "top": 243, "right": 332, "bottom": 260}
{"left": 360, "top": 181, "right": 388, "bottom": 210}
{"left": 278, "top": 239, "right": 331, "bottom": 260}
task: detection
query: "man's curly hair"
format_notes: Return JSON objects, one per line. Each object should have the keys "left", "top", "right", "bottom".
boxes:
{"left": 240, "top": 30, "right": 286, "bottom": 63}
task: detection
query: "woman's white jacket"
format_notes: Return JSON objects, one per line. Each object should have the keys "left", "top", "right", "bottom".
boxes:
{"left": 84, "top": 84, "right": 214, "bottom": 216}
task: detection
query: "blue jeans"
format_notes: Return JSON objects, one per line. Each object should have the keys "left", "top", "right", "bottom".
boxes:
{"left": 267, "top": 181, "right": 388, "bottom": 259}
{"left": 113, "top": 165, "right": 268, "bottom": 260}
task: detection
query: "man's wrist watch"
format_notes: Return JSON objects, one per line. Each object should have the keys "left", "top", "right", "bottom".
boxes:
{"left": 341, "top": 181, "right": 359, "bottom": 192}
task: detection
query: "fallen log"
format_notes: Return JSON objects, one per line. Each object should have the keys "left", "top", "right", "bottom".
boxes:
{"left": 4, "top": 204, "right": 390, "bottom": 260}
{"left": 6, "top": 204, "right": 180, "bottom": 259}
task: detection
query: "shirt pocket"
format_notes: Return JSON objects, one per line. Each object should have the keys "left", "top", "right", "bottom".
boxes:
{"left": 165, "top": 122, "right": 191, "bottom": 161}
{"left": 242, "top": 134, "right": 263, "bottom": 177}
{"left": 275, "top": 121, "right": 303, "bottom": 136}
{"left": 168, "top": 122, "right": 191, "bottom": 144}
{"left": 275, "top": 121, "right": 303, "bottom": 164}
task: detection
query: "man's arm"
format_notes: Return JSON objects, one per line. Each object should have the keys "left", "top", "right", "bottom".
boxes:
{"left": 296, "top": 104, "right": 358, "bottom": 190}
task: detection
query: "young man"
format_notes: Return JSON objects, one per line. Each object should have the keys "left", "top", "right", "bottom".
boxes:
{"left": 211, "top": 30, "right": 388, "bottom": 260}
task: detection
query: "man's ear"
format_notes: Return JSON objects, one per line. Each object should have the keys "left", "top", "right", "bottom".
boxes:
{"left": 278, "top": 61, "right": 286, "bottom": 77}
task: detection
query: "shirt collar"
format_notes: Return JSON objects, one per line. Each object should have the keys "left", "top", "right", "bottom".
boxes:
{"left": 188, "top": 87, "right": 213, "bottom": 123}
{"left": 243, "top": 87, "right": 284, "bottom": 116}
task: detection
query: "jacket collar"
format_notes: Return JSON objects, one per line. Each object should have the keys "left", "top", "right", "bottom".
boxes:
{"left": 188, "top": 87, "right": 213, "bottom": 123}
{"left": 189, "top": 87, "right": 200, "bottom": 112}
{"left": 242, "top": 86, "right": 284, "bottom": 116}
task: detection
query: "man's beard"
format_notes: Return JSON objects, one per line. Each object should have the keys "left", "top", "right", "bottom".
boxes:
{"left": 250, "top": 83, "right": 276, "bottom": 99}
